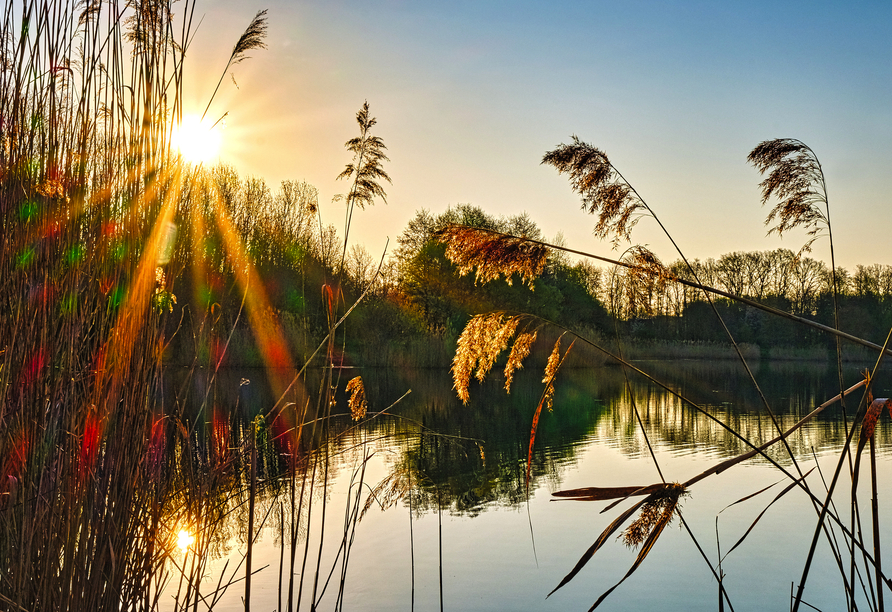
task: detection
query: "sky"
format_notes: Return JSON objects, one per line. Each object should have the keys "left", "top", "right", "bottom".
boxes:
{"left": 181, "top": 0, "right": 892, "bottom": 270}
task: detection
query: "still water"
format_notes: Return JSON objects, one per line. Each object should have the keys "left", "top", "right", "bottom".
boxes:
{"left": 162, "top": 359, "right": 892, "bottom": 611}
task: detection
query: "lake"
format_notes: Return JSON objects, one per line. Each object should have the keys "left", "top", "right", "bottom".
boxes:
{"left": 160, "top": 358, "right": 892, "bottom": 611}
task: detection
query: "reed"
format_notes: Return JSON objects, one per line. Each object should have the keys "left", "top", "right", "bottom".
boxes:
{"left": 0, "top": 2, "right": 401, "bottom": 610}
{"left": 438, "top": 138, "right": 892, "bottom": 610}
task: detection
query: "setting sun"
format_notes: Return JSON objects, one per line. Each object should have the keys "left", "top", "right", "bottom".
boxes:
{"left": 172, "top": 115, "right": 222, "bottom": 164}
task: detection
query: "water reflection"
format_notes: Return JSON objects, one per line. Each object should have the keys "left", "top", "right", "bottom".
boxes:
{"left": 163, "top": 359, "right": 892, "bottom": 517}
{"left": 155, "top": 359, "right": 892, "bottom": 612}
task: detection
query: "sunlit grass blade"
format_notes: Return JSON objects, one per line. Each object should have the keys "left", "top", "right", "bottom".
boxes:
{"left": 547, "top": 482, "right": 686, "bottom": 607}
{"left": 552, "top": 484, "right": 666, "bottom": 502}
{"left": 587, "top": 489, "right": 682, "bottom": 611}
{"left": 720, "top": 479, "right": 784, "bottom": 511}
{"left": 547, "top": 497, "right": 648, "bottom": 598}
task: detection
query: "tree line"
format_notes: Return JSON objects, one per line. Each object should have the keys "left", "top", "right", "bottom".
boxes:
{"left": 157, "top": 166, "right": 892, "bottom": 363}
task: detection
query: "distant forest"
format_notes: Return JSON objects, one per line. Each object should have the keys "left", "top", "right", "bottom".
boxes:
{"left": 163, "top": 167, "right": 892, "bottom": 366}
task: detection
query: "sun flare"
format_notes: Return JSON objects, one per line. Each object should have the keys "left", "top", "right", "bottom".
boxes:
{"left": 172, "top": 115, "right": 222, "bottom": 164}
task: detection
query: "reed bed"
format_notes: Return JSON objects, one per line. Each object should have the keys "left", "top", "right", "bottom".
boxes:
{"left": 608, "top": 340, "right": 761, "bottom": 362}
{"left": 4, "top": 0, "right": 891, "bottom": 610}
{"left": 0, "top": 2, "right": 398, "bottom": 611}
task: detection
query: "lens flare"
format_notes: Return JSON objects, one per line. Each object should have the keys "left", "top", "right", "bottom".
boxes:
{"left": 172, "top": 115, "right": 222, "bottom": 164}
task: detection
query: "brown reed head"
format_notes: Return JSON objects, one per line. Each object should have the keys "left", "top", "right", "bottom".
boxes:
{"left": 542, "top": 136, "right": 647, "bottom": 248}
{"left": 747, "top": 138, "right": 828, "bottom": 253}
{"left": 621, "top": 482, "right": 686, "bottom": 549}
{"left": 436, "top": 224, "right": 547, "bottom": 287}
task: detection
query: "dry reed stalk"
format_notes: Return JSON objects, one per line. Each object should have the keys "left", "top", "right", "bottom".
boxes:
{"left": 0, "top": 2, "right": 302, "bottom": 610}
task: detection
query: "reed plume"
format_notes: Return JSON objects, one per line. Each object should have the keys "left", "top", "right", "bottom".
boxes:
{"left": 452, "top": 313, "right": 522, "bottom": 404}
{"left": 335, "top": 101, "right": 391, "bottom": 210}
{"left": 613, "top": 245, "right": 674, "bottom": 318}
{"left": 542, "top": 136, "right": 647, "bottom": 248}
{"left": 621, "top": 483, "right": 685, "bottom": 549}
{"left": 504, "top": 331, "right": 537, "bottom": 393}
{"left": 437, "top": 224, "right": 548, "bottom": 286}
{"left": 360, "top": 467, "right": 413, "bottom": 520}
{"left": 346, "top": 376, "right": 368, "bottom": 421}
{"left": 624, "top": 245, "right": 673, "bottom": 282}
{"left": 231, "top": 10, "right": 270, "bottom": 65}
{"left": 747, "top": 138, "right": 828, "bottom": 254}
{"left": 541, "top": 336, "right": 563, "bottom": 412}
{"left": 202, "top": 9, "right": 269, "bottom": 121}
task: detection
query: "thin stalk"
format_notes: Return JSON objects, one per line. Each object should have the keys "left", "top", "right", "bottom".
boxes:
{"left": 871, "top": 434, "right": 884, "bottom": 612}
{"left": 409, "top": 471, "right": 415, "bottom": 612}
{"left": 792, "top": 325, "right": 892, "bottom": 612}
{"left": 245, "top": 433, "right": 256, "bottom": 611}
{"left": 438, "top": 485, "right": 444, "bottom": 612}
{"left": 278, "top": 503, "right": 285, "bottom": 612}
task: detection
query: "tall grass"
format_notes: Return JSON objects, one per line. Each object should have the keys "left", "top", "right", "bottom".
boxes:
{"left": 1, "top": 1, "right": 190, "bottom": 608}
{"left": 0, "top": 3, "right": 398, "bottom": 611}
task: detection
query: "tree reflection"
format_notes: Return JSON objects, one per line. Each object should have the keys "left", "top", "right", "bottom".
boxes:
{"left": 160, "top": 359, "right": 890, "bottom": 532}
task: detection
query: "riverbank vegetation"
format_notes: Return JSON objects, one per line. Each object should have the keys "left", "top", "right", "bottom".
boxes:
{"left": 0, "top": 2, "right": 400, "bottom": 609}
{"left": 3, "top": 0, "right": 892, "bottom": 611}
{"left": 437, "top": 136, "right": 892, "bottom": 610}
{"left": 162, "top": 192, "right": 892, "bottom": 367}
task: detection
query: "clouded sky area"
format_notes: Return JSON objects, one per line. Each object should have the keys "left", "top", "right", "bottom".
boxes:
{"left": 182, "top": 1, "right": 892, "bottom": 269}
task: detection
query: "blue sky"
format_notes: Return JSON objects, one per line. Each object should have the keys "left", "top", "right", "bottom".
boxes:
{"left": 184, "top": 1, "right": 892, "bottom": 268}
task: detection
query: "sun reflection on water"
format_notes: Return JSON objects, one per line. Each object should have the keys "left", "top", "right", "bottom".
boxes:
{"left": 177, "top": 529, "right": 195, "bottom": 552}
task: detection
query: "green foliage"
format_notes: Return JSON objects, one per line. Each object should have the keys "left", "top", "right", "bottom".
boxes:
{"left": 393, "top": 205, "right": 608, "bottom": 336}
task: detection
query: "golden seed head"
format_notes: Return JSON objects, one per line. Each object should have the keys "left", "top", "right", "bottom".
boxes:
{"left": 437, "top": 225, "right": 547, "bottom": 287}
{"left": 346, "top": 376, "right": 367, "bottom": 421}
